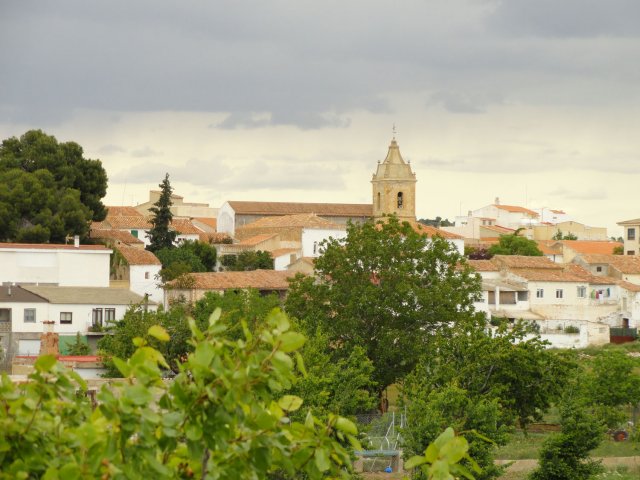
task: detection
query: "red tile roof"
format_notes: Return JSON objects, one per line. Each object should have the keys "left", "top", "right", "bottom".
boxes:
{"left": 239, "top": 213, "right": 343, "bottom": 230}
{"left": 90, "top": 229, "right": 144, "bottom": 245}
{"left": 106, "top": 206, "right": 144, "bottom": 217}
{"left": 194, "top": 217, "right": 217, "bottom": 230}
{"left": 171, "top": 218, "right": 203, "bottom": 235}
{"left": 95, "top": 216, "right": 152, "bottom": 229}
{"left": 238, "top": 234, "right": 279, "bottom": 247}
{"left": 177, "top": 270, "right": 291, "bottom": 290}
{"left": 617, "top": 218, "right": 640, "bottom": 226}
{"left": 494, "top": 204, "right": 539, "bottom": 217}
{"left": 467, "top": 260, "right": 499, "bottom": 272}
{"left": 117, "top": 245, "right": 161, "bottom": 265}
{"left": 560, "top": 240, "right": 622, "bottom": 255}
{"left": 563, "top": 264, "right": 616, "bottom": 285}
{"left": 227, "top": 201, "right": 372, "bottom": 217}
{"left": 493, "top": 255, "right": 561, "bottom": 269}
{"left": 536, "top": 241, "right": 563, "bottom": 256}
{"left": 509, "top": 268, "right": 586, "bottom": 282}
{"left": 408, "top": 222, "right": 464, "bottom": 239}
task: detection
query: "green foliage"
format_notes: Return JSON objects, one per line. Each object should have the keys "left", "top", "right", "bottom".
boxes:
{"left": 98, "top": 305, "right": 192, "bottom": 376}
{"left": 402, "top": 383, "right": 504, "bottom": 479}
{"left": 221, "top": 250, "right": 274, "bottom": 271}
{"left": 488, "top": 233, "right": 543, "bottom": 256}
{"left": 147, "top": 173, "right": 177, "bottom": 252}
{"left": 0, "top": 310, "right": 362, "bottom": 479}
{"left": 66, "top": 332, "right": 90, "bottom": 356}
{"left": 405, "top": 427, "right": 481, "bottom": 480}
{"left": 418, "top": 216, "right": 454, "bottom": 227}
{"left": 552, "top": 230, "right": 578, "bottom": 241}
{"left": 585, "top": 350, "right": 640, "bottom": 428}
{"left": 465, "top": 245, "right": 493, "bottom": 260}
{"left": 613, "top": 245, "right": 624, "bottom": 255}
{"left": 286, "top": 216, "right": 483, "bottom": 391}
{"left": 156, "top": 240, "right": 217, "bottom": 281}
{"left": 0, "top": 165, "right": 96, "bottom": 243}
{"left": 529, "top": 400, "right": 605, "bottom": 480}
{"left": 288, "top": 326, "right": 378, "bottom": 418}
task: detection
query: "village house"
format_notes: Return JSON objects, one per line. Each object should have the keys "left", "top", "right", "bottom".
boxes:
{"left": 617, "top": 217, "right": 640, "bottom": 256}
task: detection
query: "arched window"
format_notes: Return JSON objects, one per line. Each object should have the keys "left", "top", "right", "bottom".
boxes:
{"left": 313, "top": 241, "right": 318, "bottom": 255}
{"left": 377, "top": 192, "right": 381, "bottom": 210}
{"left": 397, "top": 192, "right": 404, "bottom": 209}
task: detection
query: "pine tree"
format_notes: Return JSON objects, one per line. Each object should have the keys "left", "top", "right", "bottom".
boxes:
{"left": 147, "top": 173, "right": 177, "bottom": 252}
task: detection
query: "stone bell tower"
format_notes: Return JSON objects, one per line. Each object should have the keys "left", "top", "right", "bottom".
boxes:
{"left": 371, "top": 135, "right": 417, "bottom": 221}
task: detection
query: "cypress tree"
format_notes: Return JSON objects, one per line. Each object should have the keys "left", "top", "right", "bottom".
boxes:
{"left": 147, "top": 173, "right": 177, "bottom": 252}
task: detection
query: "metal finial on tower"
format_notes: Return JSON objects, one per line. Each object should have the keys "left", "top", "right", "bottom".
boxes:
{"left": 392, "top": 123, "right": 397, "bottom": 139}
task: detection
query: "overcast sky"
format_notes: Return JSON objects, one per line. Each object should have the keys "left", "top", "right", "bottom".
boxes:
{"left": 2, "top": 0, "right": 639, "bottom": 235}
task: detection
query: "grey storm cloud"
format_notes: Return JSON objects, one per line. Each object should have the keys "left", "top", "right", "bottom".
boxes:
{"left": 1, "top": 0, "right": 639, "bottom": 127}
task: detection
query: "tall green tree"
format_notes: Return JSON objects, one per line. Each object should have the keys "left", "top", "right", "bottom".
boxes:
{"left": 286, "top": 216, "right": 484, "bottom": 393}
{"left": 147, "top": 173, "right": 176, "bottom": 252}
{"left": 221, "top": 250, "right": 274, "bottom": 271}
{"left": 0, "top": 130, "right": 107, "bottom": 242}
{"left": 156, "top": 240, "right": 218, "bottom": 282}
{"left": 488, "top": 231, "right": 543, "bottom": 256}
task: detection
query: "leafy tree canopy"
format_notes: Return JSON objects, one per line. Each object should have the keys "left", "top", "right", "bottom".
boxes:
{"left": 147, "top": 173, "right": 176, "bottom": 252}
{"left": 221, "top": 250, "right": 274, "bottom": 271}
{"left": 1, "top": 309, "right": 363, "bottom": 479}
{"left": 552, "top": 230, "right": 578, "bottom": 240}
{"left": 286, "top": 216, "right": 484, "bottom": 392}
{"left": 156, "top": 240, "right": 218, "bottom": 282}
{"left": 0, "top": 130, "right": 108, "bottom": 242}
{"left": 488, "top": 232, "right": 543, "bottom": 256}
{"left": 418, "top": 216, "right": 454, "bottom": 227}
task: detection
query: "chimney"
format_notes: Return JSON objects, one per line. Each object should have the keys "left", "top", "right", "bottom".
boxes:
{"left": 40, "top": 321, "right": 59, "bottom": 356}
{"left": 495, "top": 197, "right": 500, "bottom": 205}
{"left": 74, "top": 235, "right": 80, "bottom": 248}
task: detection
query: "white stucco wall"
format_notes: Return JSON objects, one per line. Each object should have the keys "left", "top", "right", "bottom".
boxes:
{"left": 129, "top": 264, "right": 163, "bottom": 304}
{"left": 0, "top": 247, "right": 111, "bottom": 287}
{"left": 8, "top": 302, "right": 157, "bottom": 334}
{"left": 301, "top": 228, "right": 347, "bottom": 257}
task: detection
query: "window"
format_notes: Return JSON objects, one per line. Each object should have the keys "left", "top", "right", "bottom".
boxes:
{"left": 131, "top": 229, "right": 139, "bottom": 238}
{"left": 628, "top": 251, "right": 635, "bottom": 256}
{"left": 577, "top": 286, "right": 586, "bottom": 298}
{"left": 105, "top": 308, "right": 116, "bottom": 322}
{"left": 556, "top": 289, "right": 564, "bottom": 299}
{"left": 596, "top": 266, "right": 602, "bottom": 272}
{"left": 60, "top": 312, "right": 72, "bottom": 324}
{"left": 92, "top": 308, "right": 103, "bottom": 328}
{"left": 313, "top": 241, "right": 318, "bottom": 255}
{"left": 536, "top": 289, "right": 544, "bottom": 298}
{"left": 628, "top": 228, "right": 636, "bottom": 240}
{"left": 0, "top": 308, "right": 11, "bottom": 323}
{"left": 377, "top": 192, "right": 381, "bottom": 210}
{"left": 145, "top": 271, "right": 150, "bottom": 279}
{"left": 517, "top": 291, "right": 528, "bottom": 301}
{"left": 397, "top": 192, "right": 403, "bottom": 209}
{"left": 24, "top": 308, "right": 36, "bottom": 323}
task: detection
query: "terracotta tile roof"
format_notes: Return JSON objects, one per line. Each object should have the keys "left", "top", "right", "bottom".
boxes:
{"left": 177, "top": 270, "right": 291, "bottom": 290}
{"left": 116, "top": 245, "right": 161, "bottom": 265}
{"left": 270, "top": 248, "right": 300, "bottom": 258}
{"left": 467, "top": 259, "right": 500, "bottom": 272}
{"left": 97, "top": 216, "right": 152, "bottom": 229}
{"left": 89, "top": 229, "right": 144, "bottom": 245}
{"left": 550, "top": 209, "right": 566, "bottom": 214}
{"left": 492, "top": 255, "right": 561, "bottom": 269}
{"left": 227, "top": 201, "right": 373, "bottom": 217}
{"left": 563, "top": 264, "right": 616, "bottom": 285}
{"left": 481, "top": 225, "right": 515, "bottom": 235}
{"left": 560, "top": 240, "right": 622, "bottom": 255}
{"left": 106, "top": 206, "right": 144, "bottom": 217}
{"left": 238, "top": 213, "right": 344, "bottom": 230}
{"left": 536, "top": 241, "right": 563, "bottom": 256}
{"left": 170, "top": 218, "right": 203, "bottom": 235}
{"left": 509, "top": 268, "right": 586, "bottom": 282}
{"left": 494, "top": 204, "right": 539, "bottom": 217}
{"left": 409, "top": 222, "right": 464, "bottom": 239}
{"left": 238, "top": 234, "right": 279, "bottom": 247}
{"left": 617, "top": 280, "right": 640, "bottom": 292}
{"left": 617, "top": 218, "right": 640, "bottom": 226}
{"left": 577, "top": 255, "right": 640, "bottom": 274}
{"left": 0, "top": 242, "right": 110, "bottom": 251}
{"left": 194, "top": 217, "right": 217, "bottom": 230}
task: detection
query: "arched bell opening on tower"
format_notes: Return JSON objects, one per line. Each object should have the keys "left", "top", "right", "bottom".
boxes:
{"left": 397, "top": 192, "right": 404, "bottom": 209}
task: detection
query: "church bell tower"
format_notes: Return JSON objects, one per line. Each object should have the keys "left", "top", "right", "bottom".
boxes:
{"left": 371, "top": 135, "right": 417, "bottom": 221}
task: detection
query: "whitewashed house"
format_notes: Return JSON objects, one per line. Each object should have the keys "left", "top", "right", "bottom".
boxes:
{"left": 0, "top": 242, "right": 112, "bottom": 287}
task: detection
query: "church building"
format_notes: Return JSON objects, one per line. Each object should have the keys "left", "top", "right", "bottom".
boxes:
{"left": 371, "top": 137, "right": 417, "bottom": 222}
